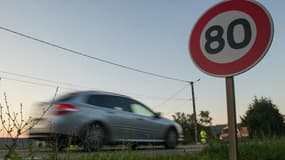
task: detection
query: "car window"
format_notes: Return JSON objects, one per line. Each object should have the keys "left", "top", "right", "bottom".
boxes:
{"left": 87, "top": 95, "right": 113, "bottom": 109}
{"left": 87, "top": 95, "right": 131, "bottom": 112}
{"left": 111, "top": 96, "right": 131, "bottom": 112}
{"left": 130, "top": 102, "right": 155, "bottom": 117}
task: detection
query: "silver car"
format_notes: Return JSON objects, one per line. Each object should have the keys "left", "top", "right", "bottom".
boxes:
{"left": 29, "top": 90, "right": 184, "bottom": 151}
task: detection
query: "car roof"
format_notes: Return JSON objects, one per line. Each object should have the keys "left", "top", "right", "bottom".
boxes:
{"left": 56, "top": 90, "right": 157, "bottom": 114}
{"left": 74, "top": 90, "right": 132, "bottom": 99}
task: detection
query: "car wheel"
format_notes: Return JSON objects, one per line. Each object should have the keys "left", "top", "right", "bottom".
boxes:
{"left": 164, "top": 129, "right": 177, "bottom": 149}
{"left": 83, "top": 123, "right": 105, "bottom": 151}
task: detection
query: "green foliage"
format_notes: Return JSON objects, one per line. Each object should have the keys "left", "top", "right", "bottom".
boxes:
{"left": 239, "top": 138, "right": 285, "bottom": 160}
{"left": 172, "top": 112, "right": 197, "bottom": 143}
{"left": 201, "top": 142, "right": 228, "bottom": 160}
{"left": 202, "top": 137, "right": 285, "bottom": 160}
{"left": 5, "top": 152, "right": 21, "bottom": 160}
{"left": 172, "top": 111, "right": 213, "bottom": 144}
{"left": 199, "top": 111, "right": 212, "bottom": 127}
{"left": 241, "top": 97, "right": 285, "bottom": 137}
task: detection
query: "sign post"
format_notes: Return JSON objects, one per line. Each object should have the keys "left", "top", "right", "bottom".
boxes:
{"left": 226, "top": 76, "right": 238, "bottom": 160}
{"left": 189, "top": 1, "right": 273, "bottom": 160}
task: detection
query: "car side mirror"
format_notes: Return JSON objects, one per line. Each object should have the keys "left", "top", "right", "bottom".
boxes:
{"left": 154, "top": 112, "right": 161, "bottom": 118}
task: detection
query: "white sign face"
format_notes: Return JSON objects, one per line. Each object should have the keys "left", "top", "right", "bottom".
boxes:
{"left": 200, "top": 11, "right": 257, "bottom": 64}
{"left": 189, "top": 1, "right": 273, "bottom": 77}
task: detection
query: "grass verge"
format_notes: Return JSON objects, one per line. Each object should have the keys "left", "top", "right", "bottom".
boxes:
{"left": 20, "top": 137, "right": 285, "bottom": 160}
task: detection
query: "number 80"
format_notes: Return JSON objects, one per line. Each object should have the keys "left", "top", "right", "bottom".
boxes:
{"left": 205, "top": 18, "right": 252, "bottom": 54}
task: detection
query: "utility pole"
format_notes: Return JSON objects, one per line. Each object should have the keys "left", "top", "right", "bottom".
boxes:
{"left": 189, "top": 79, "right": 200, "bottom": 144}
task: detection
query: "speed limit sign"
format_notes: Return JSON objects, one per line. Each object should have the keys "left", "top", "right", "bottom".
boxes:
{"left": 189, "top": 0, "right": 273, "bottom": 77}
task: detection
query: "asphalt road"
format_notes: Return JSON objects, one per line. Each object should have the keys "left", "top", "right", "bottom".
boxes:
{"left": 0, "top": 144, "right": 205, "bottom": 159}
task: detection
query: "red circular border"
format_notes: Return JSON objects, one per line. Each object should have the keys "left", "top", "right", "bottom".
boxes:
{"left": 189, "top": 1, "right": 273, "bottom": 77}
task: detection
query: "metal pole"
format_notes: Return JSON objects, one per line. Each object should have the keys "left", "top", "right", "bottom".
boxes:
{"left": 226, "top": 76, "right": 239, "bottom": 160}
{"left": 190, "top": 81, "right": 198, "bottom": 144}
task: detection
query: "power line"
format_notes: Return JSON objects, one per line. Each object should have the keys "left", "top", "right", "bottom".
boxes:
{"left": 0, "top": 70, "right": 77, "bottom": 88}
{"left": 0, "top": 76, "right": 73, "bottom": 90}
{"left": 0, "top": 70, "right": 101, "bottom": 91}
{"left": 0, "top": 69, "right": 189, "bottom": 100}
{"left": 0, "top": 26, "right": 189, "bottom": 83}
{"left": 155, "top": 84, "right": 190, "bottom": 107}
{"left": 0, "top": 75, "right": 189, "bottom": 102}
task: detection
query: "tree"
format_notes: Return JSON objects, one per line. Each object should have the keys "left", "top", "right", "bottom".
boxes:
{"left": 172, "top": 112, "right": 195, "bottom": 144}
{"left": 241, "top": 97, "right": 285, "bottom": 138}
{"left": 199, "top": 110, "right": 213, "bottom": 138}
{"left": 199, "top": 110, "right": 212, "bottom": 127}
{"left": 172, "top": 110, "right": 213, "bottom": 144}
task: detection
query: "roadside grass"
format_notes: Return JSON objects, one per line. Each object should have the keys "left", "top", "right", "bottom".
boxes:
{"left": 56, "top": 151, "right": 204, "bottom": 160}
{"left": 79, "top": 138, "right": 285, "bottom": 160}
{"left": 3, "top": 137, "right": 285, "bottom": 160}
{"left": 39, "top": 138, "right": 285, "bottom": 160}
{"left": 201, "top": 137, "right": 285, "bottom": 160}
{"left": 238, "top": 138, "right": 285, "bottom": 160}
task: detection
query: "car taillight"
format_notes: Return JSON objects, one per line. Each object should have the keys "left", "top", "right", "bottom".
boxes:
{"left": 53, "top": 104, "right": 79, "bottom": 115}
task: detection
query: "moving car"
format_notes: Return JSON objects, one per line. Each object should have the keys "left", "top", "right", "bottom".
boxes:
{"left": 29, "top": 90, "right": 183, "bottom": 151}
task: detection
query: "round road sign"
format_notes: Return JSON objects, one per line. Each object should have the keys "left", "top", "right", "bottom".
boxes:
{"left": 189, "top": 1, "right": 274, "bottom": 77}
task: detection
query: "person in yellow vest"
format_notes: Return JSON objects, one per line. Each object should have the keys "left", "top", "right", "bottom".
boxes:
{"left": 200, "top": 129, "right": 207, "bottom": 144}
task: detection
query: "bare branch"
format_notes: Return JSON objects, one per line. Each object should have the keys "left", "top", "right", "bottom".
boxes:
{"left": 0, "top": 87, "right": 59, "bottom": 159}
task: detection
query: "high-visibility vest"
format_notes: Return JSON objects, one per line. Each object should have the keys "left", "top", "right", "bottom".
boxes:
{"left": 200, "top": 130, "right": 207, "bottom": 138}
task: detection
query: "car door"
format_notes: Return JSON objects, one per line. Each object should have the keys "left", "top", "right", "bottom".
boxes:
{"left": 128, "top": 99, "right": 166, "bottom": 140}
{"left": 86, "top": 95, "right": 136, "bottom": 140}
{"left": 106, "top": 96, "right": 141, "bottom": 140}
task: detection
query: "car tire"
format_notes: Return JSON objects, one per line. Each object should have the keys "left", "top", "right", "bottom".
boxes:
{"left": 164, "top": 129, "right": 177, "bottom": 149}
{"left": 83, "top": 123, "right": 105, "bottom": 152}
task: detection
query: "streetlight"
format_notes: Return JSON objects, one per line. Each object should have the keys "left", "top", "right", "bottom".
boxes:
{"left": 189, "top": 78, "right": 200, "bottom": 144}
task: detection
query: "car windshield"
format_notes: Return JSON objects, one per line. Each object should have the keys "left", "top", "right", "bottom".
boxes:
{"left": 130, "top": 103, "right": 155, "bottom": 117}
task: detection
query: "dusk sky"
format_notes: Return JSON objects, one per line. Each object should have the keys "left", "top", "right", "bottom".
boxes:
{"left": 0, "top": 0, "right": 284, "bottom": 125}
